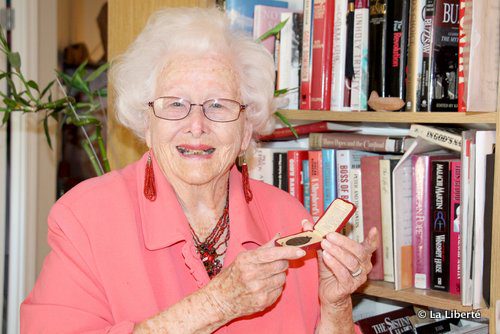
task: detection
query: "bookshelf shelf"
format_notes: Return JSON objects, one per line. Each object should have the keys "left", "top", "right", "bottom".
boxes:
{"left": 356, "top": 281, "right": 491, "bottom": 319}
{"left": 279, "top": 110, "right": 497, "bottom": 124}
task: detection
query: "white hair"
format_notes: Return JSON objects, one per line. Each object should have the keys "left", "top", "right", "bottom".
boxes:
{"left": 109, "top": 7, "right": 277, "bottom": 140}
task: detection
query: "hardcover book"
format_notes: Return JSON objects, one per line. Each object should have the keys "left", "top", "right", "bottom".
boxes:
{"left": 273, "top": 152, "right": 289, "bottom": 191}
{"left": 331, "top": 0, "right": 349, "bottom": 110}
{"left": 430, "top": 159, "right": 452, "bottom": 291}
{"left": 302, "top": 159, "right": 311, "bottom": 212}
{"left": 253, "top": 5, "right": 294, "bottom": 55}
{"left": 322, "top": 149, "right": 337, "bottom": 210}
{"left": 418, "top": 0, "right": 459, "bottom": 111}
{"left": 350, "top": 0, "right": 370, "bottom": 111}
{"left": 299, "top": 0, "right": 314, "bottom": 109}
{"left": 449, "top": 159, "right": 461, "bottom": 295}
{"left": 409, "top": 124, "right": 462, "bottom": 152}
{"left": 309, "top": 150, "right": 324, "bottom": 222}
{"left": 287, "top": 150, "right": 309, "bottom": 204}
{"left": 226, "top": 0, "right": 288, "bottom": 34}
{"left": 368, "top": 0, "right": 388, "bottom": 99}
{"left": 310, "top": 0, "right": 335, "bottom": 110}
{"left": 354, "top": 307, "right": 416, "bottom": 334}
{"left": 309, "top": 132, "right": 412, "bottom": 153}
{"left": 361, "top": 156, "right": 384, "bottom": 280}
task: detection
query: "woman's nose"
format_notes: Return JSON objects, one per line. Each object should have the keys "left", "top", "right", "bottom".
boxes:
{"left": 185, "top": 104, "right": 208, "bottom": 137}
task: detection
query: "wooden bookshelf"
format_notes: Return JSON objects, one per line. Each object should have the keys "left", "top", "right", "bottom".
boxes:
{"left": 279, "top": 110, "right": 497, "bottom": 124}
{"left": 356, "top": 281, "right": 491, "bottom": 319}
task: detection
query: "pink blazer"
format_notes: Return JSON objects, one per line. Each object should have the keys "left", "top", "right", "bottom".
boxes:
{"left": 21, "top": 153, "right": 319, "bottom": 333}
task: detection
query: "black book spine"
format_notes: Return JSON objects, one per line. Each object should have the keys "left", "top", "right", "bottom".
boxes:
{"left": 273, "top": 152, "right": 288, "bottom": 192}
{"left": 368, "top": 0, "right": 388, "bottom": 98}
{"left": 418, "top": 0, "right": 435, "bottom": 111}
{"left": 386, "top": 0, "right": 410, "bottom": 103}
{"left": 429, "top": 0, "right": 459, "bottom": 111}
{"left": 430, "top": 160, "right": 451, "bottom": 291}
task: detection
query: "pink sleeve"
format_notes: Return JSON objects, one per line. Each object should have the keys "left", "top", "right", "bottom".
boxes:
{"left": 20, "top": 203, "right": 136, "bottom": 334}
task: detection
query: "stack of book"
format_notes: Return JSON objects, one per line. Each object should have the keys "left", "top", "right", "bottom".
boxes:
{"left": 226, "top": 0, "right": 499, "bottom": 112}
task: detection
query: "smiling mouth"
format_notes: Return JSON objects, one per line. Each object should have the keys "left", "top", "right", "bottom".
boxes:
{"left": 176, "top": 146, "right": 216, "bottom": 156}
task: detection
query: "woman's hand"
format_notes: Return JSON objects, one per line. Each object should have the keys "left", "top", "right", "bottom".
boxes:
{"left": 302, "top": 220, "right": 379, "bottom": 308}
{"left": 204, "top": 236, "right": 306, "bottom": 323}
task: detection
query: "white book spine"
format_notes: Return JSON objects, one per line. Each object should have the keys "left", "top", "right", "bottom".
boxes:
{"left": 278, "top": 12, "right": 294, "bottom": 109}
{"left": 351, "top": 3, "right": 369, "bottom": 110}
{"left": 409, "top": 124, "right": 462, "bottom": 152}
{"left": 249, "top": 148, "right": 279, "bottom": 185}
{"left": 350, "top": 168, "right": 364, "bottom": 243}
{"left": 380, "top": 159, "right": 395, "bottom": 282}
{"left": 330, "top": 0, "right": 349, "bottom": 110}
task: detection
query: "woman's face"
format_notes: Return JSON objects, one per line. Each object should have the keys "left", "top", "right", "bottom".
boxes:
{"left": 146, "top": 55, "right": 252, "bottom": 187}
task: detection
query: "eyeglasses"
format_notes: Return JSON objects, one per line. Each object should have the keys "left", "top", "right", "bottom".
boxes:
{"left": 148, "top": 96, "right": 247, "bottom": 122}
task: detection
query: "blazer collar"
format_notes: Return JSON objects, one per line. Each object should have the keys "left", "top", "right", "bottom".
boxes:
{"left": 137, "top": 153, "right": 269, "bottom": 251}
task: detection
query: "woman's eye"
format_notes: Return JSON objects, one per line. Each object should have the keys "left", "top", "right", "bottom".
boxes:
{"left": 171, "top": 102, "right": 183, "bottom": 107}
{"left": 210, "top": 102, "right": 223, "bottom": 108}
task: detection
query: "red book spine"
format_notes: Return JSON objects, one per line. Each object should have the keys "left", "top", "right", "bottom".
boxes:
{"left": 361, "top": 156, "right": 384, "bottom": 280}
{"left": 287, "top": 150, "right": 309, "bottom": 204}
{"left": 457, "top": 0, "right": 471, "bottom": 112}
{"left": 308, "top": 150, "right": 324, "bottom": 222}
{"left": 449, "top": 160, "right": 461, "bottom": 294}
{"left": 300, "top": 0, "right": 314, "bottom": 110}
{"left": 258, "top": 121, "right": 331, "bottom": 141}
{"left": 310, "top": 0, "right": 335, "bottom": 110}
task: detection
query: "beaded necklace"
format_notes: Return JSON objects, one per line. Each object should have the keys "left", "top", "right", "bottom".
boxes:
{"left": 189, "top": 191, "right": 230, "bottom": 278}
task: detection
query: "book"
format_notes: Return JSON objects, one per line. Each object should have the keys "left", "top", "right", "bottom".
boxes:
{"left": 361, "top": 156, "right": 384, "bottom": 280}
{"left": 379, "top": 157, "right": 400, "bottom": 282}
{"left": 309, "top": 132, "right": 413, "bottom": 153}
{"left": 354, "top": 307, "right": 416, "bottom": 333}
{"left": 277, "top": 12, "right": 303, "bottom": 109}
{"left": 457, "top": 0, "right": 472, "bottom": 112}
{"left": 386, "top": 0, "right": 409, "bottom": 101}
{"left": 253, "top": 5, "right": 294, "bottom": 55}
{"left": 249, "top": 147, "right": 285, "bottom": 184}
{"left": 302, "top": 159, "right": 311, "bottom": 212}
{"left": 350, "top": 0, "right": 370, "bottom": 111}
{"left": 310, "top": 0, "right": 335, "bottom": 110}
{"left": 322, "top": 149, "right": 337, "bottom": 210}
{"left": 273, "top": 152, "right": 289, "bottom": 191}
{"left": 368, "top": 0, "right": 388, "bottom": 99}
{"left": 405, "top": 0, "right": 426, "bottom": 111}
{"left": 309, "top": 150, "right": 324, "bottom": 222}
{"left": 482, "top": 151, "right": 494, "bottom": 307}
{"left": 449, "top": 160, "right": 461, "bottom": 295}
{"left": 259, "top": 121, "right": 411, "bottom": 141}
{"left": 331, "top": 0, "right": 349, "bottom": 110}
{"left": 463, "top": 0, "right": 500, "bottom": 112}
{"left": 472, "top": 131, "right": 495, "bottom": 308}
{"left": 412, "top": 153, "right": 452, "bottom": 289}
{"left": 430, "top": 159, "right": 453, "bottom": 291}
{"left": 299, "top": 0, "right": 314, "bottom": 110}
{"left": 418, "top": 0, "right": 459, "bottom": 111}
{"left": 409, "top": 124, "right": 462, "bottom": 152}
{"left": 337, "top": 150, "right": 377, "bottom": 237}
{"left": 351, "top": 168, "right": 364, "bottom": 243}
{"left": 226, "top": 0, "right": 288, "bottom": 33}
{"left": 287, "top": 150, "right": 309, "bottom": 204}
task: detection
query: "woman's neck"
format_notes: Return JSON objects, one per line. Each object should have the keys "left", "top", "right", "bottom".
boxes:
{"left": 168, "top": 172, "right": 230, "bottom": 240}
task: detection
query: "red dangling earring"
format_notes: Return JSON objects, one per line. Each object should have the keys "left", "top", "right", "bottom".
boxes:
{"left": 144, "top": 151, "right": 157, "bottom": 201}
{"left": 239, "top": 154, "right": 252, "bottom": 203}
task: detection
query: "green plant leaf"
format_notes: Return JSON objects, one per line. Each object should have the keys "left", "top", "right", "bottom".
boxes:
{"left": 94, "top": 87, "right": 107, "bottom": 97}
{"left": 40, "top": 80, "right": 55, "bottom": 98}
{"left": 72, "top": 73, "right": 91, "bottom": 94}
{"left": 256, "top": 18, "right": 289, "bottom": 43}
{"left": 86, "top": 62, "right": 109, "bottom": 82}
{"left": 1, "top": 109, "right": 10, "bottom": 124}
{"left": 27, "top": 80, "right": 39, "bottom": 92}
{"left": 74, "top": 60, "right": 88, "bottom": 78}
{"left": 3, "top": 97, "right": 17, "bottom": 108}
{"left": 274, "top": 111, "right": 298, "bottom": 138}
{"left": 43, "top": 116, "right": 53, "bottom": 149}
{"left": 274, "top": 88, "right": 289, "bottom": 97}
{"left": 7, "top": 51, "right": 21, "bottom": 70}
{"left": 0, "top": 73, "right": 7, "bottom": 80}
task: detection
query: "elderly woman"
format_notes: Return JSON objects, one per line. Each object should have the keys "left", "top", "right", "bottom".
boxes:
{"left": 21, "top": 7, "right": 378, "bottom": 334}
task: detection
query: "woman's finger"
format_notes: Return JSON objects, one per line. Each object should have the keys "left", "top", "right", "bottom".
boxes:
{"left": 320, "top": 250, "right": 353, "bottom": 283}
{"left": 321, "top": 239, "right": 360, "bottom": 274}
{"left": 325, "top": 232, "right": 367, "bottom": 262}
{"left": 362, "top": 227, "right": 379, "bottom": 254}
{"left": 301, "top": 219, "right": 314, "bottom": 231}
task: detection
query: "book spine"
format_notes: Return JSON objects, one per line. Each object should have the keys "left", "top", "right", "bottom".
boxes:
{"left": 427, "top": 0, "right": 460, "bottom": 111}
{"left": 361, "top": 156, "right": 384, "bottom": 280}
{"left": 309, "top": 132, "right": 402, "bottom": 153}
{"left": 380, "top": 159, "right": 395, "bottom": 282}
{"left": 259, "top": 121, "right": 330, "bottom": 141}
{"left": 309, "top": 151, "right": 324, "bottom": 222}
{"left": 418, "top": 0, "right": 435, "bottom": 111}
{"left": 368, "top": 0, "right": 388, "bottom": 98}
{"left": 336, "top": 150, "right": 352, "bottom": 203}
{"left": 249, "top": 148, "right": 276, "bottom": 185}
{"left": 350, "top": 0, "right": 370, "bottom": 111}
{"left": 287, "top": 150, "right": 308, "bottom": 203}
{"left": 322, "top": 149, "right": 337, "bottom": 210}
{"left": 430, "top": 160, "right": 451, "bottom": 291}
{"left": 311, "top": 0, "right": 335, "bottom": 110}
{"left": 273, "top": 152, "right": 289, "bottom": 191}
{"left": 405, "top": 0, "right": 426, "bottom": 111}
{"left": 449, "top": 160, "right": 461, "bottom": 295}
{"left": 457, "top": 0, "right": 471, "bottom": 112}
{"left": 412, "top": 155, "right": 431, "bottom": 289}
{"left": 300, "top": 0, "right": 314, "bottom": 110}
{"left": 302, "top": 159, "right": 311, "bottom": 213}
{"left": 331, "top": 0, "right": 349, "bottom": 110}
{"left": 351, "top": 168, "right": 364, "bottom": 243}
{"left": 386, "top": 0, "right": 410, "bottom": 101}
{"left": 409, "top": 124, "right": 462, "bottom": 151}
